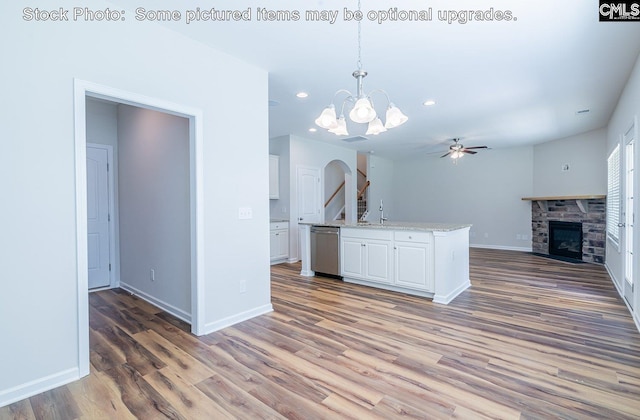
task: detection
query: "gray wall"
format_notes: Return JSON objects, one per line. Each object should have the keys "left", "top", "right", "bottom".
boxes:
{"left": 392, "top": 146, "right": 534, "bottom": 250}
{"left": 117, "top": 105, "right": 191, "bottom": 319}
{"left": 366, "top": 154, "right": 395, "bottom": 223}
{"left": 533, "top": 128, "right": 607, "bottom": 196}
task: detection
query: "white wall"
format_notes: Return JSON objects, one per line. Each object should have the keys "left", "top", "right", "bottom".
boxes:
{"left": 0, "top": 0, "right": 269, "bottom": 406}
{"left": 605, "top": 52, "right": 640, "bottom": 325}
{"left": 392, "top": 146, "right": 534, "bottom": 250}
{"left": 117, "top": 105, "right": 191, "bottom": 320}
{"left": 533, "top": 128, "right": 607, "bottom": 196}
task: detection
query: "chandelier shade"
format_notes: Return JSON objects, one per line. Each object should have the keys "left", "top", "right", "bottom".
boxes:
{"left": 365, "top": 117, "right": 387, "bottom": 135}
{"left": 349, "top": 98, "right": 377, "bottom": 123}
{"left": 314, "top": 104, "right": 338, "bottom": 129}
{"left": 329, "top": 116, "right": 349, "bottom": 135}
{"left": 384, "top": 103, "right": 409, "bottom": 129}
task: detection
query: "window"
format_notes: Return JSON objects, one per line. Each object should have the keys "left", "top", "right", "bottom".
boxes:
{"left": 607, "top": 144, "right": 621, "bottom": 247}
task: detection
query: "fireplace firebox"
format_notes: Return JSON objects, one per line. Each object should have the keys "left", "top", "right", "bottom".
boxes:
{"left": 548, "top": 221, "right": 583, "bottom": 260}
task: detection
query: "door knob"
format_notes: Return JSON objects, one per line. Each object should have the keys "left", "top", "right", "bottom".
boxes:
{"left": 618, "top": 223, "right": 626, "bottom": 227}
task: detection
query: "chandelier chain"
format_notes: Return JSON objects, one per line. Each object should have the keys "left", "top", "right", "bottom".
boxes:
{"left": 357, "top": 0, "right": 362, "bottom": 70}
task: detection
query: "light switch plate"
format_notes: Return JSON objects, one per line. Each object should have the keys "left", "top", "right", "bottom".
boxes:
{"left": 238, "top": 207, "right": 253, "bottom": 219}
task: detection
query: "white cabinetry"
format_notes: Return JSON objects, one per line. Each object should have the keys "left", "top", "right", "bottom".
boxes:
{"left": 394, "top": 231, "right": 434, "bottom": 292}
{"left": 270, "top": 221, "right": 288, "bottom": 263}
{"left": 269, "top": 155, "right": 279, "bottom": 199}
{"left": 340, "top": 228, "right": 393, "bottom": 284}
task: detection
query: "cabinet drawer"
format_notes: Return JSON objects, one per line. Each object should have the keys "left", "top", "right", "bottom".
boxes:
{"left": 270, "top": 222, "right": 288, "bottom": 231}
{"left": 394, "top": 231, "right": 432, "bottom": 243}
{"left": 341, "top": 228, "right": 392, "bottom": 241}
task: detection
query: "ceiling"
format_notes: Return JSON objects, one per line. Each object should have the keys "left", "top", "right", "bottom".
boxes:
{"left": 120, "top": 0, "right": 640, "bottom": 159}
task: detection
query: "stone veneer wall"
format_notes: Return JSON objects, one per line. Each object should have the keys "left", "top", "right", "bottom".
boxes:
{"left": 531, "top": 199, "right": 606, "bottom": 264}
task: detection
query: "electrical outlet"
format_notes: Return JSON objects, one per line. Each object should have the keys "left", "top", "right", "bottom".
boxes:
{"left": 562, "top": 164, "right": 570, "bottom": 171}
{"left": 484, "top": 232, "right": 489, "bottom": 238}
{"left": 522, "top": 234, "right": 528, "bottom": 240}
{"left": 239, "top": 280, "right": 247, "bottom": 293}
{"left": 238, "top": 207, "right": 253, "bottom": 219}
{"left": 516, "top": 234, "right": 522, "bottom": 240}
{"left": 150, "top": 269, "right": 155, "bottom": 282}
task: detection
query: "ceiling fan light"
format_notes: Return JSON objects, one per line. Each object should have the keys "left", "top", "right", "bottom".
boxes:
{"left": 328, "top": 116, "right": 349, "bottom": 135}
{"left": 349, "top": 98, "right": 377, "bottom": 123}
{"left": 315, "top": 104, "right": 338, "bottom": 129}
{"left": 365, "top": 117, "right": 387, "bottom": 135}
{"left": 384, "top": 104, "right": 408, "bottom": 129}
{"left": 450, "top": 151, "right": 463, "bottom": 159}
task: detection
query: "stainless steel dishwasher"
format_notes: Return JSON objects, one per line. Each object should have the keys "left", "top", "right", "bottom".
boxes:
{"left": 310, "top": 226, "right": 341, "bottom": 278}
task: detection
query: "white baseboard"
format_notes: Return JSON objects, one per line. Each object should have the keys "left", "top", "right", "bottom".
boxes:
{"left": 433, "top": 280, "right": 471, "bottom": 305}
{"left": 202, "top": 304, "right": 273, "bottom": 335}
{"left": 0, "top": 367, "right": 80, "bottom": 408}
{"left": 470, "top": 244, "right": 532, "bottom": 252}
{"left": 119, "top": 282, "right": 191, "bottom": 324}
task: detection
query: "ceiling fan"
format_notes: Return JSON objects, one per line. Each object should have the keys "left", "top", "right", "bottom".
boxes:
{"left": 440, "top": 138, "right": 488, "bottom": 159}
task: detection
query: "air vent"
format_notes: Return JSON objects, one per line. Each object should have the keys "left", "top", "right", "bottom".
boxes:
{"left": 576, "top": 109, "right": 590, "bottom": 115}
{"left": 342, "top": 135, "right": 369, "bottom": 143}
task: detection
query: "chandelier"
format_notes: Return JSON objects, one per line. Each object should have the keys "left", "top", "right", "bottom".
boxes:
{"left": 314, "top": 1, "right": 407, "bottom": 136}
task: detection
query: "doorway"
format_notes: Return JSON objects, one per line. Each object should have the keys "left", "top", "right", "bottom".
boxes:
{"left": 74, "top": 79, "right": 206, "bottom": 376}
{"left": 624, "top": 125, "right": 635, "bottom": 307}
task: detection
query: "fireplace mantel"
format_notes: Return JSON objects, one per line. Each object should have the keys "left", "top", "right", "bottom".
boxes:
{"left": 522, "top": 195, "right": 606, "bottom": 213}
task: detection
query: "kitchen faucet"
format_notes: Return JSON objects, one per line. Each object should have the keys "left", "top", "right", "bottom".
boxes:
{"left": 379, "top": 200, "right": 388, "bottom": 225}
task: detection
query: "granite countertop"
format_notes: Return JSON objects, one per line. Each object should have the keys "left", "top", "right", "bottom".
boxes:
{"left": 301, "top": 220, "right": 471, "bottom": 232}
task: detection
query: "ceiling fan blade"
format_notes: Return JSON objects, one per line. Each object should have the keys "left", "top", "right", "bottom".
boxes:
{"left": 462, "top": 150, "right": 477, "bottom": 154}
{"left": 463, "top": 146, "right": 488, "bottom": 150}
{"left": 440, "top": 151, "right": 452, "bottom": 158}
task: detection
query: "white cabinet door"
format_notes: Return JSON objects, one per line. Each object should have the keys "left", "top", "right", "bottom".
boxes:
{"left": 365, "top": 240, "right": 393, "bottom": 284}
{"left": 395, "top": 241, "right": 434, "bottom": 291}
{"left": 270, "top": 230, "right": 279, "bottom": 260}
{"left": 269, "top": 155, "right": 279, "bottom": 199}
{"left": 270, "top": 229, "right": 289, "bottom": 261}
{"left": 341, "top": 238, "right": 365, "bottom": 278}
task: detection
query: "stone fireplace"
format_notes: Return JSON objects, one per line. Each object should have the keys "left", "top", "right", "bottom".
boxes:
{"left": 523, "top": 195, "right": 606, "bottom": 264}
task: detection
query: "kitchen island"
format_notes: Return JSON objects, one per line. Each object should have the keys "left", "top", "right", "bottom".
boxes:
{"left": 300, "top": 221, "right": 471, "bottom": 304}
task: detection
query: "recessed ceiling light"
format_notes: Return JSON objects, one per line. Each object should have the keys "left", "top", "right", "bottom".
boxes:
{"left": 423, "top": 100, "right": 436, "bottom": 106}
{"left": 308, "top": 128, "right": 317, "bottom": 132}
{"left": 296, "top": 92, "right": 309, "bottom": 98}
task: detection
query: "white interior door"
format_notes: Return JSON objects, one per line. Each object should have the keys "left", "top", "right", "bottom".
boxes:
{"left": 297, "top": 166, "right": 321, "bottom": 224}
{"left": 87, "top": 146, "right": 111, "bottom": 289}
{"left": 624, "top": 136, "right": 634, "bottom": 307}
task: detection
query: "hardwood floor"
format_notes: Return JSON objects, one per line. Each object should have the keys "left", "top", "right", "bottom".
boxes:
{"left": 2, "top": 249, "right": 640, "bottom": 419}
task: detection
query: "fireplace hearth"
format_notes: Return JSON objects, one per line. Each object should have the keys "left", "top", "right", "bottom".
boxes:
{"left": 549, "top": 221, "right": 583, "bottom": 260}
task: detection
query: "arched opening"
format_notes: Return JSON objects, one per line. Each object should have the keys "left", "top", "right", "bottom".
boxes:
{"left": 323, "top": 159, "right": 354, "bottom": 222}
